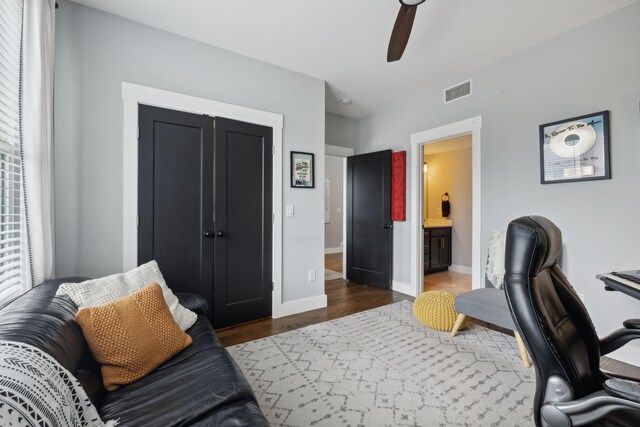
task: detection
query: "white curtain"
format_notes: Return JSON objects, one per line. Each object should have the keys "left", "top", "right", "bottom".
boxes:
{"left": 19, "top": 0, "right": 56, "bottom": 289}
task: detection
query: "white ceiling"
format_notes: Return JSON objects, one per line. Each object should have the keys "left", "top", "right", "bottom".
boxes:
{"left": 69, "top": 0, "right": 636, "bottom": 118}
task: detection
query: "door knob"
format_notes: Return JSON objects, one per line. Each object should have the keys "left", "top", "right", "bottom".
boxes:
{"left": 216, "top": 231, "right": 225, "bottom": 237}
{"left": 383, "top": 224, "right": 393, "bottom": 229}
{"left": 203, "top": 231, "right": 214, "bottom": 238}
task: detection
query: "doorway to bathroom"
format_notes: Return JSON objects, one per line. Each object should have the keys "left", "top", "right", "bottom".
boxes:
{"left": 421, "top": 135, "right": 472, "bottom": 295}
{"left": 409, "top": 116, "right": 482, "bottom": 298}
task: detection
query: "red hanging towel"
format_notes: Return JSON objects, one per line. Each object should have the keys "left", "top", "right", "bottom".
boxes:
{"left": 391, "top": 151, "right": 406, "bottom": 221}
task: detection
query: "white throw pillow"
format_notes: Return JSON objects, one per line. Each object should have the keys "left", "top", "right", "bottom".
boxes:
{"left": 56, "top": 260, "right": 197, "bottom": 331}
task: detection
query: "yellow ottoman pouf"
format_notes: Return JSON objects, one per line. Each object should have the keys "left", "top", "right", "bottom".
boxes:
{"left": 413, "top": 291, "right": 460, "bottom": 331}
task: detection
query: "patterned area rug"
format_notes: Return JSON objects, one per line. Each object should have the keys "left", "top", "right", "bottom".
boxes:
{"left": 228, "top": 300, "right": 535, "bottom": 427}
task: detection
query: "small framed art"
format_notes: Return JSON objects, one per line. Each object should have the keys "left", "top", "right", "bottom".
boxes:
{"left": 290, "top": 151, "right": 315, "bottom": 188}
{"left": 539, "top": 110, "right": 610, "bottom": 184}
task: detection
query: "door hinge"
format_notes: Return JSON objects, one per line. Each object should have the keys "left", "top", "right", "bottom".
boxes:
{"left": 136, "top": 214, "right": 139, "bottom": 227}
{"left": 272, "top": 145, "right": 275, "bottom": 155}
{"left": 272, "top": 213, "right": 275, "bottom": 223}
{"left": 271, "top": 282, "right": 274, "bottom": 291}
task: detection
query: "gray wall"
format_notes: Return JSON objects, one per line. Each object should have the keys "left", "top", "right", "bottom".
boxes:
{"left": 425, "top": 147, "right": 472, "bottom": 268}
{"left": 54, "top": 0, "right": 326, "bottom": 303}
{"left": 324, "top": 155, "right": 344, "bottom": 251}
{"left": 326, "top": 112, "right": 359, "bottom": 150}
{"left": 358, "top": 2, "right": 640, "bottom": 335}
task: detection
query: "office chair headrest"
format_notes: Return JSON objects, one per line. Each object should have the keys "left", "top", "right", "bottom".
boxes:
{"left": 505, "top": 216, "right": 562, "bottom": 276}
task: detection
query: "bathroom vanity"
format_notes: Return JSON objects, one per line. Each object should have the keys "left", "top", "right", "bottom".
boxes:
{"left": 424, "top": 219, "right": 452, "bottom": 274}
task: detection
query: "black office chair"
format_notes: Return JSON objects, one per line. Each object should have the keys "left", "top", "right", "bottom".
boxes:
{"left": 504, "top": 215, "right": 640, "bottom": 427}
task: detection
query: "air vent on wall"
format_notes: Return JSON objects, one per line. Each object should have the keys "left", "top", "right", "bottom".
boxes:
{"left": 444, "top": 79, "right": 472, "bottom": 104}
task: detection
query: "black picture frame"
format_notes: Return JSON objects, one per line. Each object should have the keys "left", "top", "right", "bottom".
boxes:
{"left": 539, "top": 110, "right": 610, "bottom": 184}
{"left": 290, "top": 151, "right": 315, "bottom": 188}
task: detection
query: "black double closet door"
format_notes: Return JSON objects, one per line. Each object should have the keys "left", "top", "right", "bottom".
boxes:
{"left": 138, "top": 105, "right": 272, "bottom": 329}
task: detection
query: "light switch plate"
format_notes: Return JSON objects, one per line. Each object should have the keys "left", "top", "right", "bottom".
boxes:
{"left": 308, "top": 269, "right": 316, "bottom": 282}
{"left": 286, "top": 205, "right": 294, "bottom": 217}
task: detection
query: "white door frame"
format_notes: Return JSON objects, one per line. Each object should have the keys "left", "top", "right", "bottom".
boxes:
{"left": 325, "top": 144, "right": 354, "bottom": 279}
{"left": 410, "top": 116, "right": 483, "bottom": 297}
{"left": 121, "top": 82, "right": 285, "bottom": 316}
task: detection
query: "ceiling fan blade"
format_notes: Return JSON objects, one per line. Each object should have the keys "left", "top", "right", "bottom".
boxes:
{"left": 387, "top": 4, "right": 418, "bottom": 62}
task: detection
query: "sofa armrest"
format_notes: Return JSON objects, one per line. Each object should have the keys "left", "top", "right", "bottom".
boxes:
{"left": 41, "top": 276, "right": 92, "bottom": 287}
{"left": 176, "top": 293, "right": 208, "bottom": 315}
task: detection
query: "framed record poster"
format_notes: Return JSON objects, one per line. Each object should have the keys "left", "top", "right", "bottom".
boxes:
{"left": 539, "top": 111, "right": 610, "bottom": 184}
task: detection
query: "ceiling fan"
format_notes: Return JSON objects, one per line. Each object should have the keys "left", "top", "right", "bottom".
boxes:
{"left": 387, "top": 0, "right": 427, "bottom": 62}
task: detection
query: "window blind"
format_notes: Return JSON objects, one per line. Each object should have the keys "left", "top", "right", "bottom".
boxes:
{"left": 0, "top": 0, "right": 23, "bottom": 305}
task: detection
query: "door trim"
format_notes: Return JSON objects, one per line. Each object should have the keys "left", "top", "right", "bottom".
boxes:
{"left": 121, "top": 82, "right": 287, "bottom": 318}
{"left": 410, "top": 116, "right": 482, "bottom": 297}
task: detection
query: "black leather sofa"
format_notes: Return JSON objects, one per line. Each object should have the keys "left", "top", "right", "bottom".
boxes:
{"left": 0, "top": 278, "right": 270, "bottom": 427}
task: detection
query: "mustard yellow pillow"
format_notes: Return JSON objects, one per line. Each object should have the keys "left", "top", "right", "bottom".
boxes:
{"left": 76, "top": 282, "right": 192, "bottom": 391}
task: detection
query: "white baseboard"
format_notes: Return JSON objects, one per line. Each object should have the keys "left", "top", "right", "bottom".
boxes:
{"left": 449, "top": 264, "right": 472, "bottom": 275}
{"left": 324, "top": 247, "right": 342, "bottom": 254}
{"left": 272, "top": 293, "right": 328, "bottom": 318}
{"left": 392, "top": 280, "right": 417, "bottom": 297}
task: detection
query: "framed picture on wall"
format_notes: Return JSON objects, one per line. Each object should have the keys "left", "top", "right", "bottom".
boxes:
{"left": 539, "top": 111, "right": 610, "bottom": 184}
{"left": 290, "top": 151, "right": 315, "bottom": 188}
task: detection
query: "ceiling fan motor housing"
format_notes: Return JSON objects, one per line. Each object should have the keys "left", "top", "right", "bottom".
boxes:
{"left": 400, "top": 0, "right": 426, "bottom": 6}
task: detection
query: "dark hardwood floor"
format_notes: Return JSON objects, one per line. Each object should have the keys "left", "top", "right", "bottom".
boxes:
{"left": 325, "top": 252, "right": 343, "bottom": 273}
{"left": 217, "top": 278, "right": 410, "bottom": 347}
{"left": 424, "top": 270, "right": 471, "bottom": 294}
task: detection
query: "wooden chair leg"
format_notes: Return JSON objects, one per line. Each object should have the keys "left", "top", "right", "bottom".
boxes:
{"left": 450, "top": 314, "right": 467, "bottom": 337}
{"left": 514, "top": 331, "right": 532, "bottom": 368}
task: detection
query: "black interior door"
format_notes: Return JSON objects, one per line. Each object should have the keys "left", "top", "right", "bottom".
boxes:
{"left": 138, "top": 105, "right": 214, "bottom": 311}
{"left": 138, "top": 106, "right": 273, "bottom": 329}
{"left": 346, "top": 150, "right": 393, "bottom": 289}
{"left": 213, "top": 117, "right": 272, "bottom": 329}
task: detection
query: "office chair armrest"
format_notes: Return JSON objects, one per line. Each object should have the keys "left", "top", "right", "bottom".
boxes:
{"left": 623, "top": 319, "right": 640, "bottom": 330}
{"left": 600, "top": 322, "right": 640, "bottom": 355}
{"left": 541, "top": 390, "right": 640, "bottom": 427}
{"left": 604, "top": 378, "right": 640, "bottom": 404}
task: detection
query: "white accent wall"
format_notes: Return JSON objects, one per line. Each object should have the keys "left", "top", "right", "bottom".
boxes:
{"left": 357, "top": 3, "right": 640, "bottom": 336}
{"left": 54, "top": 0, "right": 326, "bottom": 306}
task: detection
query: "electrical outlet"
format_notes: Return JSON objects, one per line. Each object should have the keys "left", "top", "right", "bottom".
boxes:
{"left": 308, "top": 269, "right": 316, "bottom": 282}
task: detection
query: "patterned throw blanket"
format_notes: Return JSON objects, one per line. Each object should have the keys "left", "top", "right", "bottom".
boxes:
{"left": 487, "top": 230, "right": 507, "bottom": 288}
{"left": 0, "top": 341, "right": 118, "bottom": 427}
